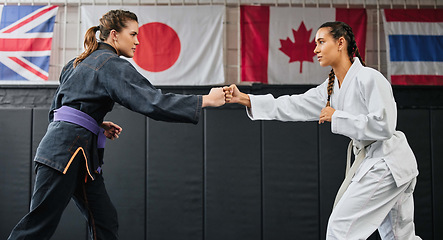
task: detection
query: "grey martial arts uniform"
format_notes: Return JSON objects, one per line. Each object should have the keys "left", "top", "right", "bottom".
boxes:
{"left": 9, "top": 42, "right": 202, "bottom": 240}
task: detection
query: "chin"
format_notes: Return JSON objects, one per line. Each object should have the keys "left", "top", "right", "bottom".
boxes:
{"left": 122, "top": 53, "right": 134, "bottom": 58}
{"left": 319, "top": 61, "right": 329, "bottom": 67}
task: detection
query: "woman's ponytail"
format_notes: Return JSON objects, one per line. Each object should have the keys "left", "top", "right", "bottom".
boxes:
{"left": 73, "top": 26, "right": 100, "bottom": 67}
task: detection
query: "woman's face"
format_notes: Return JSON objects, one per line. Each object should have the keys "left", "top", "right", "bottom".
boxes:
{"left": 313, "top": 27, "right": 341, "bottom": 67}
{"left": 113, "top": 20, "right": 139, "bottom": 58}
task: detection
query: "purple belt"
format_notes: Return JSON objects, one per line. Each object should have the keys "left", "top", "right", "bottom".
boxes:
{"left": 53, "top": 106, "right": 106, "bottom": 149}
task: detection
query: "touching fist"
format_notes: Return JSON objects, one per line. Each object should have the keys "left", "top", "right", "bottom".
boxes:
{"left": 203, "top": 87, "right": 226, "bottom": 107}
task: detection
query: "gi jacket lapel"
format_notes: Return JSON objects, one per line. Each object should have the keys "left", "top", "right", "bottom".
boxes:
{"left": 336, "top": 58, "right": 363, "bottom": 111}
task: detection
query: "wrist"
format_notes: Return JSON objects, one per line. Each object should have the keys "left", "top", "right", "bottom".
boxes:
{"left": 202, "top": 95, "right": 211, "bottom": 108}
{"left": 239, "top": 92, "right": 251, "bottom": 108}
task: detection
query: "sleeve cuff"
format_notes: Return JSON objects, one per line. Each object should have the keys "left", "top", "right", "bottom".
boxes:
{"left": 331, "top": 110, "right": 341, "bottom": 134}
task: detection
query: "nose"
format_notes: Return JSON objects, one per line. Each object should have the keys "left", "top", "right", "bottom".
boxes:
{"left": 135, "top": 36, "right": 140, "bottom": 45}
{"left": 314, "top": 44, "right": 319, "bottom": 54}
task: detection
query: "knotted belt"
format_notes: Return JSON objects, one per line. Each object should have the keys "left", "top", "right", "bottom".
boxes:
{"left": 53, "top": 106, "right": 106, "bottom": 173}
{"left": 333, "top": 139, "right": 375, "bottom": 208}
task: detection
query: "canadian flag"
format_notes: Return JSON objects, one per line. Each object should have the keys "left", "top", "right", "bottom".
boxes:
{"left": 81, "top": 5, "right": 224, "bottom": 85}
{"left": 241, "top": 6, "right": 367, "bottom": 84}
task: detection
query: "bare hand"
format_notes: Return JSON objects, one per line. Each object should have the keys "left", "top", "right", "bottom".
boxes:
{"left": 101, "top": 121, "right": 122, "bottom": 140}
{"left": 319, "top": 107, "right": 335, "bottom": 124}
{"left": 203, "top": 87, "right": 226, "bottom": 107}
{"left": 223, "top": 84, "right": 251, "bottom": 107}
{"left": 223, "top": 84, "right": 239, "bottom": 103}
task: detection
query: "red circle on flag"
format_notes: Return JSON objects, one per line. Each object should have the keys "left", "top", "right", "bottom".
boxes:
{"left": 134, "top": 22, "right": 181, "bottom": 72}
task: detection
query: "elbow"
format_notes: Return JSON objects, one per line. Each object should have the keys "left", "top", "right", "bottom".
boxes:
{"left": 374, "top": 118, "right": 396, "bottom": 140}
{"left": 376, "top": 109, "right": 396, "bottom": 139}
{"left": 357, "top": 109, "right": 395, "bottom": 140}
{"left": 379, "top": 124, "right": 395, "bottom": 140}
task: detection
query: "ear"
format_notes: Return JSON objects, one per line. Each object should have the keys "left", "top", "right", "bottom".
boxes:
{"left": 338, "top": 37, "right": 346, "bottom": 51}
{"left": 110, "top": 29, "right": 118, "bottom": 41}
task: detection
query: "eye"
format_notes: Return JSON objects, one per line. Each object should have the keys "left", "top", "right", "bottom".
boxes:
{"left": 315, "top": 40, "right": 325, "bottom": 46}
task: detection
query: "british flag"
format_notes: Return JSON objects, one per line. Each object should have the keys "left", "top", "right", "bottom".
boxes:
{"left": 0, "top": 5, "right": 58, "bottom": 81}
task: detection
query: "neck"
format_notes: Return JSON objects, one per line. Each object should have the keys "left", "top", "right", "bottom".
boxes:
{"left": 103, "top": 40, "right": 119, "bottom": 55}
{"left": 332, "top": 58, "right": 352, "bottom": 88}
{"left": 98, "top": 42, "right": 118, "bottom": 54}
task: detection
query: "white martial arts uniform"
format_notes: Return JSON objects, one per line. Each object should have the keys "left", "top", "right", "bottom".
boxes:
{"left": 246, "top": 58, "right": 421, "bottom": 240}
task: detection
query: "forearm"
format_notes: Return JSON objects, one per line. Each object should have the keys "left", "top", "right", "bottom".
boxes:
{"left": 237, "top": 92, "right": 251, "bottom": 108}
{"left": 331, "top": 110, "right": 395, "bottom": 141}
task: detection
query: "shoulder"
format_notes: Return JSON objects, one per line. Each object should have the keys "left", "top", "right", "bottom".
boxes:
{"left": 93, "top": 50, "right": 121, "bottom": 68}
{"left": 78, "top": 49, "right": 123, "bottom": 70}
{"left": 355, "top": 66, "right": 393, "bottom": 98}
{"left": 360, "top": 66, "right": 385, "bottom": 78}
{"left": 357, "top": 66, "right": 390, "bottom": 87}
{"left": 61, "top": 59, "right": 75, "bottom": 73}
{"left": 102, "top": 56, "right": 139, "bottom": 76}
{"left": 97, "top": 56, "right": 147, "bottom": 85}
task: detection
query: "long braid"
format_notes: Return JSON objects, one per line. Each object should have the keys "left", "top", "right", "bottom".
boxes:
{"left": 342, "top": 23, "right": 366, "bottom": 67}
{"left": 326, "top": 69, "right": 335, "bottom": 107}
{"left": 319, "top": 21, "right": 362, "bottom": 107}
{"left": 355, "top": 47, "right": 365, "bottom": 67}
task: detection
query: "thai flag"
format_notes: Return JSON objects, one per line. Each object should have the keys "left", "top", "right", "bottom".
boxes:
{"left": 0, "top": 5, "right": 58, "bottom": 81}
{"left": 383, "top": 9, "right": 443, "bottom": 85}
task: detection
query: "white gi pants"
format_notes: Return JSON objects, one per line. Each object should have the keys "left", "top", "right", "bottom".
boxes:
{"left": 326, "top": 159, "right": 421, "bottom": 240}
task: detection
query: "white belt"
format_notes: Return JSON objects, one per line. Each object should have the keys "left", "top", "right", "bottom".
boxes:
{"left": 333, "top": 140, "right": 374, "bottom": 208}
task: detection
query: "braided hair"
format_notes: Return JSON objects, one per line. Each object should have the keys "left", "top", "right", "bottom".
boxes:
{"left": 319, "top": 22, "right": 365, "bottom": 107}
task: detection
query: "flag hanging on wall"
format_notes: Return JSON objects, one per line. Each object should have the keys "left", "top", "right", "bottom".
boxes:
{"left": 0, "top": 5, "right": 58, "bottom": 81}
{"left": 383, "top": 9, "right": 443, "bottom": 86}
{"left": 81, "top": 5, "right": 224, "bottom": 86}
{"left": 241, "top": 6, "right": 366, "bottom": 84}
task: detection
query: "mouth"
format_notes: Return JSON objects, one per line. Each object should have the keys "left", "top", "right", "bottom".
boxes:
{"left": 317, "top": 56, "right": 322, "bottom": 61}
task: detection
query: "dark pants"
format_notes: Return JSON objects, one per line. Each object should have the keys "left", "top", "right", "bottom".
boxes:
{"left": 8, "top": 154, "right": 118, "bottom": 240}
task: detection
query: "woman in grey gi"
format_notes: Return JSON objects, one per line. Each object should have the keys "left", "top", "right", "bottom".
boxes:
{"left": 8, "top": 9, "right": 225, "bottom": 240}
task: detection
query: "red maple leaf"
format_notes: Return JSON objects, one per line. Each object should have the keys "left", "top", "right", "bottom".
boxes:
{"left": 279, "top": 21, "right": 317, "bottom": 73}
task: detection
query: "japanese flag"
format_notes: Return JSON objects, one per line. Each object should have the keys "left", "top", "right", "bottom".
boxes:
{"left": 81, "top": 5, "right": 224, "bottom": 85}
{"left": 241, "top": 6, "right": 366, "bottom": 84}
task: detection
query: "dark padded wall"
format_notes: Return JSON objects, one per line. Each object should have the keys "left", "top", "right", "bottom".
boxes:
{"left": 147, "top": 113, "right": 203, "bottom": 239}
{"left": 205, "top": 108, "right": 262, "bottom": 240}
{"left": 262, "top": 121, "right": 319, "bottom": 240}
{"left": 431, "top": 110, "right": 443, "bottom": 240}
{"left": 0, "top": 109, "right": 32, "bottom": 240}
{"left": 0, "top": 85, "right": 442, "bottom": 240}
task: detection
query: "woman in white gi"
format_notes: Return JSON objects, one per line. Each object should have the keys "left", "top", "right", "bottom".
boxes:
{"left": 224, "top": 21, "right": 421, "bottom": 239}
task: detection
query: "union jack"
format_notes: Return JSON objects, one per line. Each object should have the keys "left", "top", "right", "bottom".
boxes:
{"left": 0, "top": 5, "right": 58, "bottom": 81}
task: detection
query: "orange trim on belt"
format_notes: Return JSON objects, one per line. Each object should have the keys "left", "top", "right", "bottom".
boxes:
{"left": 63, "top": 147, "right": 94, "bottom": 180}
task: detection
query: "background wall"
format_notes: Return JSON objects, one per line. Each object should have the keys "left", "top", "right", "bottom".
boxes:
{"left": 0, "top": 85, "right": 442, "bottom": 240}
{"left": 0, "top": 0, "right": 441, "bottom": 85}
